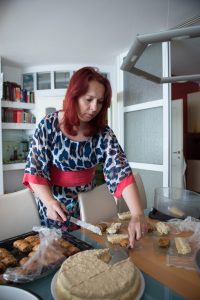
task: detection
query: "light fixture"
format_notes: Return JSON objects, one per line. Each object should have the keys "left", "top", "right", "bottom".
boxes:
{"left": 120, "top": 25, "right": 200, "bottom": 83}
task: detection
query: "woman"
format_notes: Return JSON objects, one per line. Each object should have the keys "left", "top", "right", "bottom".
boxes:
{"left": 23, "top": 66, "right": 146, "bottom": 248}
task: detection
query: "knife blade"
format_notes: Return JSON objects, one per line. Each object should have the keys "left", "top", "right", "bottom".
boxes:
{"left": 66, "top": 216, "right": 102, "bottom": 235}
{"left": 109, "top": 247, "right": 129, "bottom": 265}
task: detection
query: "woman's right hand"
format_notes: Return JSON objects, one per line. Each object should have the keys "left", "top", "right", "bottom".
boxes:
{"left": 45, "top": 199, "right": 67, "bottom": 222}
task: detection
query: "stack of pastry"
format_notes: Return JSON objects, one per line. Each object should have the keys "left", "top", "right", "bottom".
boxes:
{"left": 1, "top": 233, "right": 81, "bottom": 280}
{"left": 13, "top": 234, "right": 40, "bottom": 257}
{"left": 0, "top": 247, "right": 17, "bottom": 272}
{"left": 17, "top": 236, "right": 80, "bottom": 275}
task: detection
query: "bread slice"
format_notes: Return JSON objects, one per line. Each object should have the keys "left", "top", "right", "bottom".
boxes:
{"left": 118, "top": 211, "right": 131, "bottom": 220}
{"left": 175, "top": 237, "right": 191, "bottom": 255}
{"left": 168, "top": 206, "right": 185, "bottom": 218}
{"left": 106, "top": 222, "right": 121, "bottom": 234}
{"left": 119, "top": 239, "right": 129, "bottom": 247}
{"left": 155, "top": 222, "right": 170, "bottom": 235}
{"left": 107, "top": 233, "right": 129, "bottom": 244}
{"left": 158, "top": 237, "right": 170, "bottom": 248}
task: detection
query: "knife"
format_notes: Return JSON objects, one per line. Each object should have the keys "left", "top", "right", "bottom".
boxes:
{"left": 109, "top": 247, "right": 129, "bottom": 265}
{"left": 66, "top": 216, "right": 102, "bottom": 235}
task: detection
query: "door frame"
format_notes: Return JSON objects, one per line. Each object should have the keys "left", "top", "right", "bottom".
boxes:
{"left": 0, "top": 72, "right": 3, "bottom": 194}
{"left": 116, "top": 42, "right": 171, "bottom": 187}
{"left": 171, "top": 99, "right": 184, "bottom": 188}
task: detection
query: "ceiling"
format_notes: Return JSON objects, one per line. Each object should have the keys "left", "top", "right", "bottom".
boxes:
{"left": 0, "top": 0, "right": 200, "bottom": 70}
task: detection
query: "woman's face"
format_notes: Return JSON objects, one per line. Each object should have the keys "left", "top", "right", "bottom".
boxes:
{"left": 76, "top": 80, "right": 105, "bottom": 123}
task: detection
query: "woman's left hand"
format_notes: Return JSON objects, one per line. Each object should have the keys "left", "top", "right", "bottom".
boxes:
{"left": 128, "top": 214, "right": 147, "bottom": 248}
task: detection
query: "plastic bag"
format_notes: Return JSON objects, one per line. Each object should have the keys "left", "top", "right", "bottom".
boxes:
{"left": 166, "top": 217, "right": 200, "bottom": 270}
{"left": 3, "top": 226, "right": 67, "bottom": 283}
{"left": 166, "top": 238, "right": 197, "bottom": 270}
{"left": 168, "top": 216, "right": 200, "bottom": 245}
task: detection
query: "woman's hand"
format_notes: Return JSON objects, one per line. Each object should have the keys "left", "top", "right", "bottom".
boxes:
{"left": 45, "top": 199, "right": 68, "bottom": 222}
{"left": 128, "top": 214, "right": 147, "bottom": 248}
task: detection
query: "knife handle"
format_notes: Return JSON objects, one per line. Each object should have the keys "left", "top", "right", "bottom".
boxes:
{"left": 65, "top": 215, "right": 71, "bottom": 227}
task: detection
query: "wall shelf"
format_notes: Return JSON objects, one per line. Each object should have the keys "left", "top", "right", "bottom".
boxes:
{"left": 1, "top": 100, "right": 35, "bottom": 109}
{"left": 3, "top": 162, "right": 26, "bottom": 171}
{"left": 2, "top": 123, "right": 36, "bottom": 130}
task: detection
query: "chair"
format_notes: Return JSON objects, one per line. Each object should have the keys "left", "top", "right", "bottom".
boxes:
{"left": 78, "top": 183, "right": 118, "bottom": 224}
{"left": 117, "top": 172, "right": 147, "bottom": 213}
{"left": 78, "top": 172, "right": 147, "bottom": 224}
{"left": 0, "top": 188, "right": 40, "bottom": 241}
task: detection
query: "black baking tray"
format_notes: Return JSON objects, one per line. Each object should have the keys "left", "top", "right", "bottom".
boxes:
{"left": 149, "top": 207, "right": 200, "bottom": 221}
{"left": 0, "top": 231, "right": 93, "bottom": 252}
{"left": 60, "top": 231, "right": 93, "bottom": 250}
{"left": 148, "top": 207, "right": 183, "bottom": 221}
{"left": 0, "top": 231, "right": 93, "bottom": 283}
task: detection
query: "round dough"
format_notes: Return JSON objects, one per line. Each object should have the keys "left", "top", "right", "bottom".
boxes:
{"left": 55, "top": 249, "right": 140, "bottom": 300}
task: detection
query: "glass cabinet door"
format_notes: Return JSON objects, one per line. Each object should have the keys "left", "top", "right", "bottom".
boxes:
{"left": 54, "top": 71, "right": 70, "bottom": 89}
{"left": 23, "top": 73, "right": 34, "bottom": 91}
{"left": 37, "top": 72, "right": 51, "bottom": 90}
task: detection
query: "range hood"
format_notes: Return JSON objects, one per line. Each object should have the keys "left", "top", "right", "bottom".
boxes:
{"left": 121, "top": 25, "right": 200, "bottom": 84}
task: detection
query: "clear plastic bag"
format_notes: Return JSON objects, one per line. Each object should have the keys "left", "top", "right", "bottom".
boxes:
{"left": 3, "top": 227, "right": 66, "bottom": 283}
{"left": 166, "top": 217, "right": 200, "bottom": 270}
{"left": 168, "top": 216, "right": 200, "bottom": 245}
{"left": 166, "top": 239, "right": 197, "bottom": 270}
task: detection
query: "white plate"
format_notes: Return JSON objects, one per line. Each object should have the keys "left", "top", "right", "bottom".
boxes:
{"left": 194, "top": 248, "right": 200, "bottom": 273}
{"left": 0, "top": 285, "right": 40, "bottom": 300}
{"left": 51, "top": 267, "right": 145, "bottom": 300}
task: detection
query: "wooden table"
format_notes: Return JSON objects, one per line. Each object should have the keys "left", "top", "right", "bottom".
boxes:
{"left": 81, "top": 218, "right": 200, "bottom": 300}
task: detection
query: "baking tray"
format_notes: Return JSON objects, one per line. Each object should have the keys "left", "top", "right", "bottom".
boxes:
{"left": 0, "top": 231, "right": 93, "bottom": 283}
{"left": 149, "top": 207, "right": 177, "bottom": 221}
{"left": 0, "top": 231, "right": 93, "bottom": 252}
{"left": 149, "top": 207, "right": 200, "bottom": 221}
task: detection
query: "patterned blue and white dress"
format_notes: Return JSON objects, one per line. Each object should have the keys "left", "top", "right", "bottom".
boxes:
{"left": 23, "top": 111, "right": 134, "bottom": 231}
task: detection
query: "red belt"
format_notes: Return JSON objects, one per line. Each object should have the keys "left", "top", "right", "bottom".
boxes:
{"left": 50, "top": 165, "right": 96, "bottom": 187}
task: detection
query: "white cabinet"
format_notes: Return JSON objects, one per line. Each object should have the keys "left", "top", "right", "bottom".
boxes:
{"left": 1, "top": 100, "right": 36, "bottom": 171}
{"left": 0, "top": 63, "right": 36, "bottom": 194}
{"left": 2, "top": 123, "right": 35, "bottom": 130}
{"left": 1, "top": 101, "right": 35, "bottom": 130}
{"left": 1, "top": 120, "right": 35, "bottom": 193}
{"left": 1, "top": 100, "right": 35, "bottom": 110}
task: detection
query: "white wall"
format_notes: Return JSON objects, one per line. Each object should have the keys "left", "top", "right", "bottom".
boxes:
{"left": 3, "top": 169, "right": 25, "bottom": 193}
{"left": 33, "top": 94, "right": 64, "bottom": 125}
{"left": 2, "top": 65, "right": 23, "bottom": 85}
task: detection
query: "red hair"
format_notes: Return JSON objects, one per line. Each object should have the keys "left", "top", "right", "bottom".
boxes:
{"left": 61, "top": 67, "right": 112, "bottom": 136}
